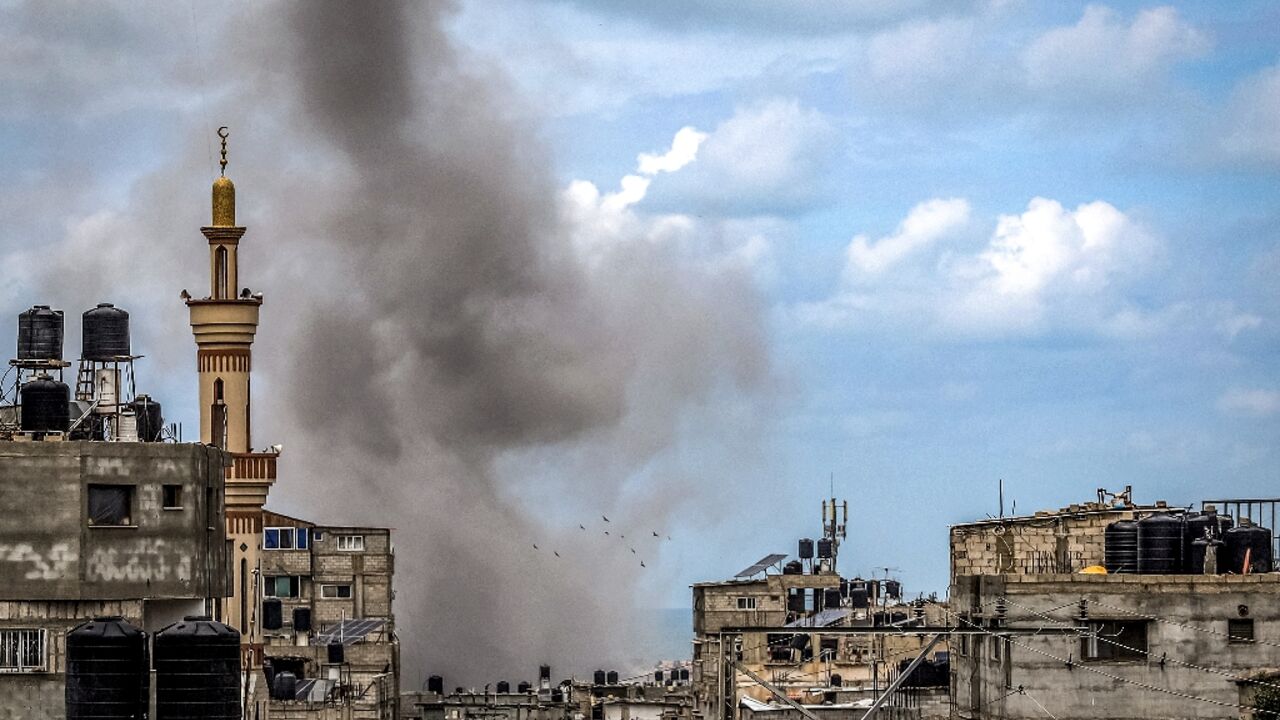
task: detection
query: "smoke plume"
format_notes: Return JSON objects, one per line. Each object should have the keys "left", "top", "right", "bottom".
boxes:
{"left": 249, "top": 1, "right": 770, "bottom": 684}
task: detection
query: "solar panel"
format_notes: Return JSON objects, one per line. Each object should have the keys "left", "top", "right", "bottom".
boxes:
{"left": 734, "top": 553, "right": 787, "bottom": 578}
{"left": 315, "top": 618, "right": 386, "bottom": 646}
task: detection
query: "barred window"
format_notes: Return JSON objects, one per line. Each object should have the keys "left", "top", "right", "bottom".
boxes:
{"left": 0, "top": 629, "right": 46, "bottom": 672}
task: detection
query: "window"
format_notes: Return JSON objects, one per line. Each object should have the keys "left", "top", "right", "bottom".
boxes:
{"left": 1229, "top": 619, "right": 1255, "bottom": 644}
{"left": 264, "top": 527, "right": 309, "bottom": 550}
{"left": 0, "top": 629, "right": 45, "bottom": 672}
{"left": 263, "top": 576, "right": 300, "bottom": 598}
{"left": 313, "top": 530, "right": 324, "bottom": 542}
{"left": 1082, "top": 620, "right": 1148, "bottom": 661}
{"left": 736, "top": 597, "right": 757, "bottom": 610}
{"left": 87, "top": 485, "right": 133, "bottom": 526}
{"left": 162, "top": 485, "right": 183, "bottom": 509}
{"left": 216, "top": 246, "right": 229, "bottom": 299}
{"left": 321, "top": 584, "right": 353, "bottom": 599}
{"left": 336, "top": 535, "right": 365, "bottom": 551}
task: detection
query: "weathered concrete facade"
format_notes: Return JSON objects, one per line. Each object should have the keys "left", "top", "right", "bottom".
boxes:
{"left": 258, "top": 511, "right": 399, "bottom": 719}
{"left": 0, "top": 441, "right": 228, "bottom": 720}
{"left": 951, "top": 573, "right": 1280, "bottom": 720}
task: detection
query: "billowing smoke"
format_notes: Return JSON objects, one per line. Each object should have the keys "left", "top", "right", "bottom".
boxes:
{"left": 247, "top": 1, "right": 770, "bottom": 684}
{"left": 8, "top": 0, "right": 772, "bottom": 685}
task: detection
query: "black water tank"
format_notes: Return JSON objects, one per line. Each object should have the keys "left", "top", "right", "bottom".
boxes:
{"left": 787, "top": 589, "right": 805, "bottom": 613}
{"left": 817, "top": 538, "right": 833, "bottom": 559}
{"left": 292, "top": 607, "right": 311, "bottom": 633}
{"left": 783, "top": 560, "right": 803, "bottom": 575}
{"left": 82, "top": 303, "right": 130, "bottom": 360}
{"left": 273, "top": 671, "right": 297, "bottom": 701}
{"left": 540, "top": 664, "right": 551, "bottom": 681}
{"left": 606, "top": 670, "right": 619, "bottom": 685}
{"left": 850, "top": 587, "right": 869, "bottom": 609}
{"left": 132, "top": 395, "right": 164, "bottom": 442}
{"left": 1188, "top": 537, "right": 1223, "bottom": 574}
{"left": 593, "top": 669, "right": 606, "bottom": 685}
{"left": 262, "top": 598, "right": 282, "bottom": 630}
{"left": 830, "top": 673, "right": 842, "bottom": 688}
{"left": 18, "top": 305, "right": 64, "bottom": 361}
{"left": 154, "top": 615, "right": 240, "bottom": 720}
{"left": 496, "top": 680, "right": 510, "bottom": 693}
{"left": 428, "top": 675, "right": 445, "bottom": 694}
{"left": 655, "top": 670, "right": 664, "bottom": 683}
{"left": 1137, "top": 513, "right": 1183, "bottom": 574}
{"left": 552, "top": 689, "right": 564, "bottom": 703}
{"left": 20, "top": 376, "right": 70, "bottom": 432}
{"left": 823, "top": 588, "right": 842, "bottom": 609}
{"left": 885, "top": 580, "right": 902, "bottom": 599}
{"left": 518, "top": 681, "right": 531, "bottom": 693}
{"left": 839, "top": 578, "right": 849, "bottom": 597}
{"left": 1224, "top": 523, "right": 1273, "bottom": 574}
{"left": 1184, "top": 513, "right": 1218, "bottom": 572}
{"left": 66, "top": 616, "right": 148, "bottom": 720}
{"left": 1104, "top": 519, "right": 1139, "bottom": 573}
{"left": 798, "top": 538, "right": 815, "bottom": 559}
{"left": 680, "top": 668, "right": 689, "bottom": 682}
{"left": 328, "top": 642, "right": 345, "bottom": 664}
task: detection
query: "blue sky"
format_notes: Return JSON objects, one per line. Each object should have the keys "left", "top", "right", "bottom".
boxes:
{"left": 2, "top": 0, "right": 1279, "bottom": 676}
{"left": 445, "top": 0, "right": 1280, "bottom": 593}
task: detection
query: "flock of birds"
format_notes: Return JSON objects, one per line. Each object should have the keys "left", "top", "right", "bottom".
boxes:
{"left": 531, "top": 515, "right": 672, "bottom": 568}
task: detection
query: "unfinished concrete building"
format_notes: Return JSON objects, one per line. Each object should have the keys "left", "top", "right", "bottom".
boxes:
{"left": 950, "top": 490, "right": 1280, "bottom": 719}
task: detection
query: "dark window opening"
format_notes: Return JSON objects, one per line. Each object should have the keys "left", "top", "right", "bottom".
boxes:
{"left": 162, "top": 484, "right": 183, "bottom": 509}
{"left": 264, "top": 576, "right": 300, "bottom": 598}
{"left": 1082, "top": 620, "right": 1147, "bottom": 661}
{"left": 1229, "top": 619, "right": 1255, "bottom": 644}
{"left": 87, "top": 485, "right": 133, "bottom": 526}
{"left": 321, "top": 584, "right": 353, "bottom": 599}
{"left": 216, "top": 246, "right": 229, "bottom": 299}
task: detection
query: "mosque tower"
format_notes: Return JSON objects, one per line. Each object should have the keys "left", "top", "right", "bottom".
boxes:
{"left": 185, "top": 127, "right": 278, "bottom": 648}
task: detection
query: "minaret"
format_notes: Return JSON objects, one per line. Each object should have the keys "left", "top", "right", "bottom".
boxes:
{"left": 186, "top": 127, "right": 277, "bottom": 650}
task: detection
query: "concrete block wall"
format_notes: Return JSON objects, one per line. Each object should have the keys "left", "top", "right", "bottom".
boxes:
{"left": 950, "top": 508, "right": 1140, "bottom": 581}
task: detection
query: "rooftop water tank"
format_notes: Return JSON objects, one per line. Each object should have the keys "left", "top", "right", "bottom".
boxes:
{"left": 817, "top": 538, "right": 833, "bottom": 559}
{"left": 593, "top": 669, "right": 606, "bottom": 686}
{"left": 606, "top": 670, "right": 618, "bottom": 685}
{"left": 272, "top": 671, "right": 297, "bottom": 701}
{"left": 496, "top": 680, "right": 510, "bottom": 693}
{"left": 1137, "top": 513, "right": 1182, "bottom": 574}
{"left": 20, "top": 375, "right": 70, "bottom": 432}
{"left": 428, "top": 675, "right": 444, "bottom": 694}
{"left": 131, "top": 394, "right": 164, "bottom": 442}
{"left": 82, "top": 303, "right": 130, "bottom": 361}
{"left": 1104, "top": 519, "right": 1139, "bottom": 573}
{"left": 154, "top": 615, "right": 240, "bottom": 719}
{"left": 885, "top": 580, "right": 902, "bottom": 599}
{"left": 1224, "top": 522, "right": 1273, "bottom": 574}
{"left": 517, "top": 681, "right": 531, "bottom": 693}
{"left": 783, "top": 560, "right": 803, "bottom": 575}
{"left": 798, "top": 538, "right": 814, "bottom": 560}
{"left": 17, "top": 305, "right": 63, "bottom": 361}
{"left": 65, "top": 616, "right": 148, "bottom": 720}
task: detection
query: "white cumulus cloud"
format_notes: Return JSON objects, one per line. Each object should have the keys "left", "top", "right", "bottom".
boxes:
{"left": 638, "top": 126, "right": 709, "bottom": 175}
{"left": 1217, "top": 63, "right": 1280, "bottom": 167}
{"left": 1023, "top": 5, "right": 1209, "bottom": 94}
{"left": 844, "top": 198, "right": 969, "bottom": 279}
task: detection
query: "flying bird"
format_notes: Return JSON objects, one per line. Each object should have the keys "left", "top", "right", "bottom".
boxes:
{"left": 179, "top": 289, "right": 191, "bottom": 300}
{"left": 604, "top": 531, "right": 610, "bottom": 536}
{"left": 579, "top": 525, "right": 586, "bottom": 530}
{"left": 532, "top": 544, "right": 539, "bottom": 550}
{"left": 630, "top": 548, "right": 636, "bottom": 554}
{"left": 652, "top": 531, "right": 659, "bottom": 537}
{"left": 620, "top": 534, "right": 625, "bottom": 539}
{"left": 602, "top": 515, "right": 610, "bottom": 522}
{"left": 640, "top": 561, "right": 646, "bottom": 568}
{"left": 554, "top": 551, "right": 560, "bottom": 558}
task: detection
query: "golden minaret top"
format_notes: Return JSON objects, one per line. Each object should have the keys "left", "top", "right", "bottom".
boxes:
{"left": 211, "top": 126, "right": 235, "bottom": 227}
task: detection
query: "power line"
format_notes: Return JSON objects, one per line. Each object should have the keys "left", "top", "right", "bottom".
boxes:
{"left": 998, "top": 595, "right": 1280, "bottom": 693}
{"left": 927, "top": 600, "right": 1268, "bottom": 715}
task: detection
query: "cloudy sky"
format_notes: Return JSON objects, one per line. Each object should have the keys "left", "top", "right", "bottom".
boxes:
{"left": 3, "top": 0, "right": 1279, "bottom": 681}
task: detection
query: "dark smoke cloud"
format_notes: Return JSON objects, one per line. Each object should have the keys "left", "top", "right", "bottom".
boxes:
{"left": 245, "top": 0, "right": 772, "bottom": 684}
{"left": 8, "top": 0, "right": 773, "bottom": 685}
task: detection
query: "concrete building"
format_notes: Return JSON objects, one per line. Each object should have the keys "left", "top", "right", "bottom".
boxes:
{"left": 691, "top": 498, "right": 948, "bottom": 720}
{"left": 0, "top": 440, "right": 229, "bottom": 719}
{"left": 949, "top": 492, "right": 1280, "bottom": 720}
{"left": 258, "top": 510, "right": 399, "bottom": 719}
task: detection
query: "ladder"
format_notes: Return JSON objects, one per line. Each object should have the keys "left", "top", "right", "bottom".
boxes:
{"left": 75, "top": 361, "right": 95, "bottom": 401}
